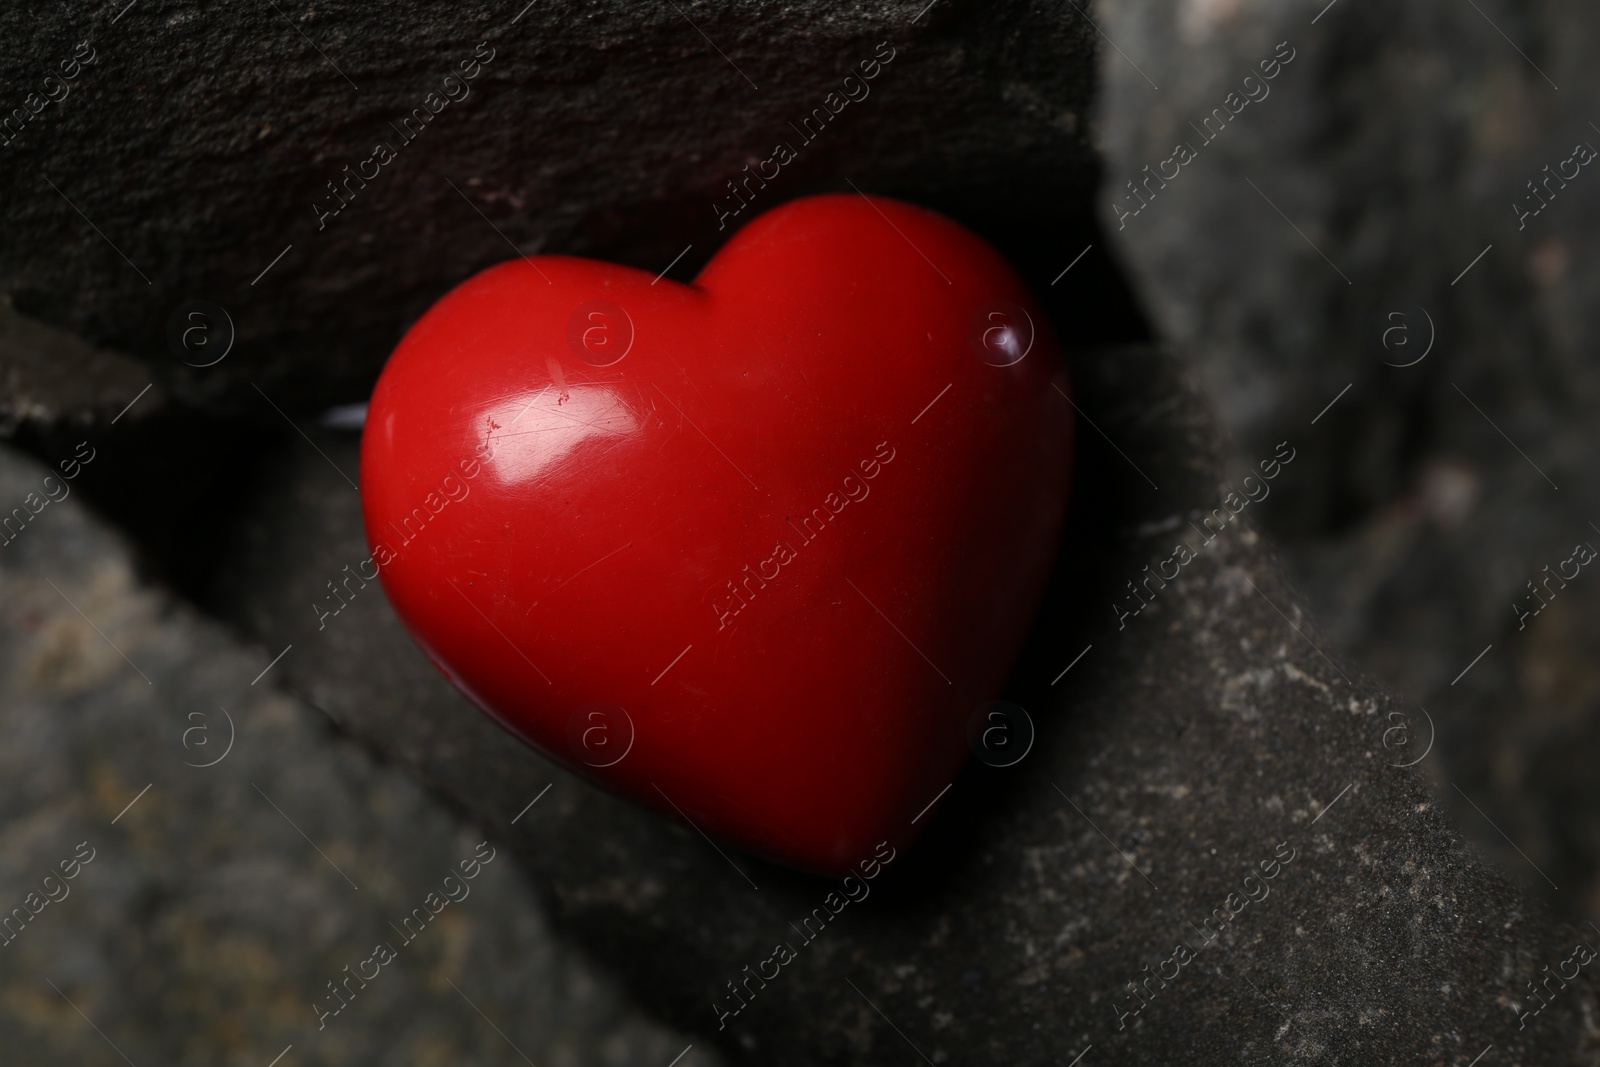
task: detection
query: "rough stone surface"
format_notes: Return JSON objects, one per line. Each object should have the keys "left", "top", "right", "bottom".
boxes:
{"left": 1096, "top": 0, "right": 1600, "bottom": 918}
{"left": 0, "top": 0, "right": 1099, "bottom": 418}
{"left": 210, "top": 343, "right": 1600, "bottom": 1064}
{"left": 0, "top": 444, "right": 717, "bottom": 1067}
{"left": 0, "top": 300, "right": 157, "bottom": 431}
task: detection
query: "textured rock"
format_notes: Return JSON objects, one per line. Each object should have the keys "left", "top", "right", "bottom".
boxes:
{"left": 1096, "top": 0, "right": 1600, "bottom": 917}
{"left": 0, "top": 300, "right": 156, "bottom": 431}
{"left": 0, "top": 0, "right": 1099, "bottom": 418}
{"left": 0, "top": 444, "right": 717, "bottom": 1067}
{"left": 210, "top": 342, "right": 1600, "bottom": 1064}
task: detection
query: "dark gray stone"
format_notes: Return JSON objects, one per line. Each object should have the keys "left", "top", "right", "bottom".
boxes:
{"left": 210, "top": 342, "right": 1600, "bottom": 1065}
{"left": 0, "top": 300, "right": 156, "bottom": 430}
{"left": 0, "top": 0, "right": 1099, "bottom": 418}
{"left": 1097, "top": 0, "right": 1600, "bottom": 917}
{"left": 0, "top": 443, "right": 717, "bottom": 1067}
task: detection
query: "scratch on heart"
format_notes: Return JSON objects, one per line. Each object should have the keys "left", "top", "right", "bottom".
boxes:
{"left": 709, "top": 441, "right": 896, "bottom": 631}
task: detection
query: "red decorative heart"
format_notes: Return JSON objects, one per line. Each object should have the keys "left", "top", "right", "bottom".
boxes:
{"left": 360, "top": 194, "right": 1072, "bottom": 874}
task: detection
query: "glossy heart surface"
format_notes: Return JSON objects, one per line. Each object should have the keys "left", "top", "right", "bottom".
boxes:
{"left": 360, "top": 194, "right": 1073, "bottom": 874}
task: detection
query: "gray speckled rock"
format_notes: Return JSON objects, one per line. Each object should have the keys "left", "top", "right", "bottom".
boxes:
{"left": 0, "top": 443, "right": 718, "bottom": 1067}
{"left": 0, "top": 301, "right": 156, "bottom": 431}
{"left": 0, "top": 0, "right": 1098, "bottom": 418}
{"left": 210, "top": 342, "right": 1600, "bottom": 1064}
{"left": 1096, "top": 0, "right": 1600, "bottom": 918}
